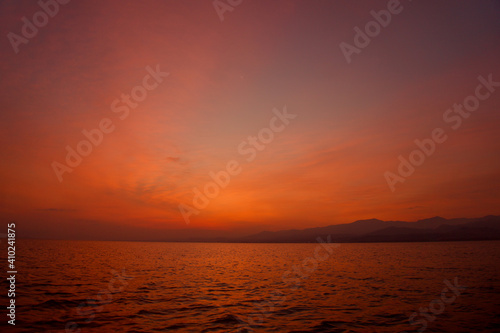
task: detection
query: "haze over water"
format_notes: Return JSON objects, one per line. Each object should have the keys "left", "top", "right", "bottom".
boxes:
{"left": 3, "top": 239, "right": 499, "bottom": 332}
{"left": 1, "top": 1, "right": 499, "bottom": 332}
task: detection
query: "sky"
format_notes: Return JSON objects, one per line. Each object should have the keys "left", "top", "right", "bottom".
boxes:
{"left": 0, "top": 0, "right": 499, "bottom": 240}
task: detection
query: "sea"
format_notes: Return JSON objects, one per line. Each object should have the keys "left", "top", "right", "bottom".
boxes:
{"left": 1, "top": 240, "right": 500, "bottom": 332}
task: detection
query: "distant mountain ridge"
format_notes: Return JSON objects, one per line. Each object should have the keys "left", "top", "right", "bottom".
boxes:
{"left": 222, "top": 215, "right": 500, "bottom": 243}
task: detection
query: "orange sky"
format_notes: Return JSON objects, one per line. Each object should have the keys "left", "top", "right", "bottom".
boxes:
{"left": 0, "top": 0, "right": 499, "bottom": 240}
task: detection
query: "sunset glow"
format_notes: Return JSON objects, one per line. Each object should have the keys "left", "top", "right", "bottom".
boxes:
{"left": 1, "top": 0, "right": 499, "bottom": 240}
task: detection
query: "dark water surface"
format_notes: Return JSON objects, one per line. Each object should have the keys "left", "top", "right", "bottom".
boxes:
{"left": 2, "top": 240, "right": 500, "bottom": 332}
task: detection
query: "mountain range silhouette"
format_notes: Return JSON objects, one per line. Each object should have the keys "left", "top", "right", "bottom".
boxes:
{"left": 195, "top": 215, "right": 500, "bottom": 243}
